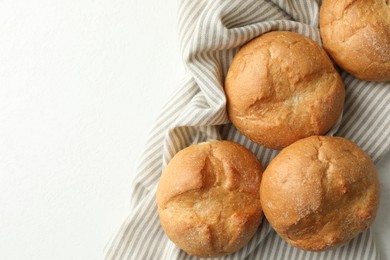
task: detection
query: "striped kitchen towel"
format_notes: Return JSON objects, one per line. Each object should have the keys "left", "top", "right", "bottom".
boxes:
{"left": 105, "top": 0, "right": 390, "bottom": 259}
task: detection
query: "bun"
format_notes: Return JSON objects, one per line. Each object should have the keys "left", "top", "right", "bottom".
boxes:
{"left": 157, "top": 141, "right": 263, "bottom": 257}
{"left": 260, "top": 136, "right": 380, "bottom": 251}
{"left": 225, "top": 31, "right": 345, "bottom": 150}
{"left": 320, "top": 0, "right": 390, "bottom": 81}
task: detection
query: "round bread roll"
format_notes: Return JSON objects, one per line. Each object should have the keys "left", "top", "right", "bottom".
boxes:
{"left": 260, "top": 136, "right": 380, "bottom": 251}
{"left": 320, "top": 0, "right": 390, "bottom": 81}
{"left": 157, "top": 141, "right": 263, "bottom": 258}
{"left": 225, "top": 31, "right": 345, "bottom": 150}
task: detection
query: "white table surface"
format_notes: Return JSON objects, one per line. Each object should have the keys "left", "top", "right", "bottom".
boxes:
{"left": 0, "top": 1, "right": 388, "bottom": 259}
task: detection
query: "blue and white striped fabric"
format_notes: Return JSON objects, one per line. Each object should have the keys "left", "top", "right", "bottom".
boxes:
{"left": 105, "top": 1, "right": 390, "bottom": 259}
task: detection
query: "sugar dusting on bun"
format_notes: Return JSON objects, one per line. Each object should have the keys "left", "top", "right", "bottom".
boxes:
{"left": 320, "top": 0, "right": 390, "bottom": 81}
{"left": 260, "top": 136, "right": 380, "bottom": 251}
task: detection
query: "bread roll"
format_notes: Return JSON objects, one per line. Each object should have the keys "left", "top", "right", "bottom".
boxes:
{"left": 225, "top": 31, "right": 345, "bottom": 150}
{"left": 157, "top": 141, "right": 263, "bottom": 257}
{"left": 260, "top": 136, "right": 380, "bottom": 251}
{"left": 320, "top": 0, "right": 390, "bottom": 81}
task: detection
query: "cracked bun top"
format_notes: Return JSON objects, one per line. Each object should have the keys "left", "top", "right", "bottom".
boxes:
{"left": 157, "top": 141, "right": 263, "bottom": 258}
{"left": 260, "top": 136, "right": 380, "bottom": 251}
{"left": 320, "top": 0, "right": 390, "bottom": 81}
{"left": 225, "top": 31, "right": 345, "bottom": 150}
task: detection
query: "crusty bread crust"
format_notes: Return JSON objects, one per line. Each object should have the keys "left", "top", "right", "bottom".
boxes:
{"left": 320, "top": 0, "right": 390, "bottom": 81}
{"left": 260, "top": 136, "right": 380, "bottom": 251}
{"left": 225, "top": 31, "right": 345, "bottom": 150}
{"left": 157, "top": 141, "right": 264, "bottom": 257}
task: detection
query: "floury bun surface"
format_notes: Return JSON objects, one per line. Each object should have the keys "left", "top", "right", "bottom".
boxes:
{"left": 260, "top": 136, "right": 380, "bottom": 251}
{"left": 225, "top": 31, "right": 345, "bottom": 150}
{"left": 157, "top": 141, "right": 264, "bottom": 258}
{"left": 320, "top": 0, "right": 390, "bottom": 81}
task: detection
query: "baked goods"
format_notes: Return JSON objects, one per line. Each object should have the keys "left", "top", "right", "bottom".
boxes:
{"left": 320, "top": 0, "right": 390, "bottom": 81}
{"left": 157, "top": 141, "right": 264, "bottom": 257}
{"left": 260, "top": 136, "right": 380, "bottom": 251}
{"left": 225, "top": 31, "right": 345, "bottom": 150}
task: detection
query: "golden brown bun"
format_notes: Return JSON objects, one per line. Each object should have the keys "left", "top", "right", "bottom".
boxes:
{"left": 260, "top": 136, "right": 380, "bottom": 251}
{"left": 225, "top": 31, "right": 345, "bottom": 150}
{"left": 157, "top": 141, "right": 264, "bottom": 258}
{"left": 320, "top": 0, "right": 390, "bottom": 81}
